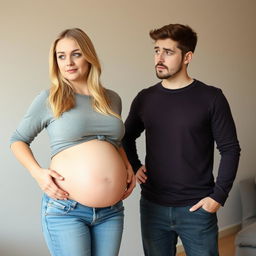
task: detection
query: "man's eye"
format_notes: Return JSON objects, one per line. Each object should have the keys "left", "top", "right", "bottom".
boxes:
{"left": 154, "top": 50, "right": 160, "bottom": 54}
{"left": 166, "top": 51, "right": 172, "bottom": 55}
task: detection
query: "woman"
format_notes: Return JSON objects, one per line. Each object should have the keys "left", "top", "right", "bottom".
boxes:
{"left": 10, "top": 28, "right": 136, "bottom": 256}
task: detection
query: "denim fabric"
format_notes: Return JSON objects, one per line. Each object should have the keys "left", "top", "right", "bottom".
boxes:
{"left": 41, "top": 194, "right": 124, "bottom": 256}
{"left": 140, "top": 196, "right": 219, "bottom": 256}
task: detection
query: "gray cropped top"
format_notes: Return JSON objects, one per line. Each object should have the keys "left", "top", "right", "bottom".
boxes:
{"left": 10, "top": 89, "right": 125, "bottom": 157}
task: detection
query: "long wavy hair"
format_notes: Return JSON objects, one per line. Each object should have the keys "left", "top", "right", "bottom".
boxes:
{"left": 48, "top": 28, "right": 120, "bottom": 118}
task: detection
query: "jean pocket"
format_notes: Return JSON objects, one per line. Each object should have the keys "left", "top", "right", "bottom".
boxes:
{"left": 45, "top": 198, "right": 77, "bottom": 216}
{"left": 198, "top": 207, "right": 215, "bottom": 215}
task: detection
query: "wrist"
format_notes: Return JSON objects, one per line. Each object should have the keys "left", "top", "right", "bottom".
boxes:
{"left": 30, "top": 166, "right": 43, "bottom": 179}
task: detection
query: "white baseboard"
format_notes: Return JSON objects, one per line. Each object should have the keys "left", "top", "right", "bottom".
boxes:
{"left": 176, "top": 223, "right": 241, "bottom": 253}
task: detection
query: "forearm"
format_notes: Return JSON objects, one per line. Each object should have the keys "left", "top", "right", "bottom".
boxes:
{"left": 122, "top": 132, "right": 143, "bottom": 173}
{"left": 10, "top": 141, "right": 42, "bottom": 178}
{"left": 212, "top": 123, "right": 241, "bottom": 205}
{"left": 210, "top": 150, "right": 240, "bottom": 205}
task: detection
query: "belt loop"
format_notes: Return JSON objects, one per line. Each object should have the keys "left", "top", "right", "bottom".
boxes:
{"left": 97, "top": 135, "right": 106, "bottom": 141}
{"left": 92, "top": 208, "right": 96, "bottom": 222}
{"left": 71, "top": 200, "right": 77, "bottom": 209}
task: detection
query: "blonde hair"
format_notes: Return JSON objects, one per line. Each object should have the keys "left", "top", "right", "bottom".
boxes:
{"left": 49, "top": 28, "right": 120, "bottom": 119}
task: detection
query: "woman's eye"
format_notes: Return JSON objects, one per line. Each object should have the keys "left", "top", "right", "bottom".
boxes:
{"left": 57, "top": 55, "right": 65, "bottom": 60}
{"left": 73, "top": 52, "right": 82, "bottom": 57}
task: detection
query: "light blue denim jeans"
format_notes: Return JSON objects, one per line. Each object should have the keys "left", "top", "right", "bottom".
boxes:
{"left": 140, "top": 196, "right": 219, "bottom": 256}
{"left": 41, "top": 194, "right": 124, "bottom": 256}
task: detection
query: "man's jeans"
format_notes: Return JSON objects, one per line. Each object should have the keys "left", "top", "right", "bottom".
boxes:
{"left": 140, "top": 196, "right": 219, "bottom": 256}
{"left": 41, "top": 194, "right": 124, "bottom": 256}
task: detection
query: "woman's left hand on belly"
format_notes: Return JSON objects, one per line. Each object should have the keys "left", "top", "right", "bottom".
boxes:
{"left": 121, "top": 165, "right": 136, "bottom": 200}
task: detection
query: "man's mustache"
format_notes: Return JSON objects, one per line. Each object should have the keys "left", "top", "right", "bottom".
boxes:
{"left": 155, "top": 63, "right": 168, "bottom": 69}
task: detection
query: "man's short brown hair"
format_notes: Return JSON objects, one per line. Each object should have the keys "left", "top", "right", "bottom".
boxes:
{"left": 150, "top": 24, "right": 197, "bottom": 55}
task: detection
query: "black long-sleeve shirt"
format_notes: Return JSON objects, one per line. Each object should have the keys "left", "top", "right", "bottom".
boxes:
{"left": 123, "top": 80, "right": 241, "bottom": 206}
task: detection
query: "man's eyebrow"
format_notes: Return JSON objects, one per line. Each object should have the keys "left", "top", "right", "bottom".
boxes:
{"left": 163, "top": 48, "right": 174, "bottom": 52}
{"left": 154, "top": 46, "right": 175, "bottom": 52}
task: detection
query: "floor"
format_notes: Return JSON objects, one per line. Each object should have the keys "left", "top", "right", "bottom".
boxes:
{"left": 177, "top": 233, "right": 236, "bottom": 256}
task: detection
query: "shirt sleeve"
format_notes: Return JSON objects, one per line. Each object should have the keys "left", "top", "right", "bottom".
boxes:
{"left": 122, "top": 91, "right": 145, "bottom": 173}
{"left": 10, "top": 90, "right": 50, "bottom": 146}
{"left": 106, "top": 89, "right": 123, "bottom": 147}
{"left": 209, "top": 89, "right": 241, "bottom": 205}
{"left": 107, "top": 89, "right": 122, "bottom": 116}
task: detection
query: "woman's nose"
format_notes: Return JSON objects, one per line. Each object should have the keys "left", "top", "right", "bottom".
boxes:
{"left": 66, "top": 56, "right": 74, "bottom": 66}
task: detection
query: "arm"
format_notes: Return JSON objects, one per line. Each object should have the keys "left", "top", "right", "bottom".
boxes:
{"left": 10, "top": 91, "right": 68, "bottom": 199}
{"left": 209, "top": 90, "right": 241, "bottom": 206}
{"left": 190, "top": 90, "right": 241, "bottom": 212}
{"left": 122, "top": 92, "right": 145, "bottom": 173}
{"left": 11, "top": 141, "right": 69, "bottom": 199}
{"left": 108, "top": 90, "right": 136, "bottom": 198}
{"left": 118, "top": 147, "right": 136, "bottom": 199}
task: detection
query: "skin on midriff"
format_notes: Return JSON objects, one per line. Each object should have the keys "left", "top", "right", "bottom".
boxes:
{"left": 50, "top": 140, "right": 128, "bottom": 207}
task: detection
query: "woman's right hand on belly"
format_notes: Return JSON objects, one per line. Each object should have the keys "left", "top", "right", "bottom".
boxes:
{"left": 33, "top": 168, "right": 69, "bottom": 200}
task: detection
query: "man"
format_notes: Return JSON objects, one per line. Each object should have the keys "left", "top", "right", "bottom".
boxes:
{"left": 122, "top": 24, "right": 240, "bottom": 256}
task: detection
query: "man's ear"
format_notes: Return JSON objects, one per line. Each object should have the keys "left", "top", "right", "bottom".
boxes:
{"left": 183, "top": 51, "right": 193, "bottom": 65}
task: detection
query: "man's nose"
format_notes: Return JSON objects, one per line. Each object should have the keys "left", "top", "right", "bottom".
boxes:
{"left": 158, "top": 52, "right": 165, "bottom": 62}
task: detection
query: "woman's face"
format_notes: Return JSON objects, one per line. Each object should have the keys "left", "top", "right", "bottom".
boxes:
{"left": 55, "top": 37, "right": 89, "bottom": 85}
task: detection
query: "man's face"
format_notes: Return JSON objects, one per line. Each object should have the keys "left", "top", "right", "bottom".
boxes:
{"left": 154, "top": 39, "right": 184, "bottom": 79}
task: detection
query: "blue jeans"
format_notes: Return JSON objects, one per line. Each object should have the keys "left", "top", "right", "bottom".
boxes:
{"left": 41, "top": 194, "right": 124, "bottom": 256}
{"left": 140, "top": 196, "right": 219, "bottom": 256}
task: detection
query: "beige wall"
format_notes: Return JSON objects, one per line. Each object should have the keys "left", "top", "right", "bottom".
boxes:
{"left": 1, "top": 0, "right": 255, "bottom": 255}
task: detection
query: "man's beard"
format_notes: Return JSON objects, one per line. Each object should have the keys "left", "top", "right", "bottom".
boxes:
{"left": 155, "top": 63, "right": 183, "bottom": 79}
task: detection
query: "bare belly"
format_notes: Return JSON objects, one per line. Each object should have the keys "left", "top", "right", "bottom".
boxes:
{"left": 50, "top": 140, "right": 127, "bottom": 207}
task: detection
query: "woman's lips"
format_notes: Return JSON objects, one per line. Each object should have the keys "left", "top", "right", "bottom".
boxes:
{"left": 66, "top": 69, "right": 77, "bottom": 73}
